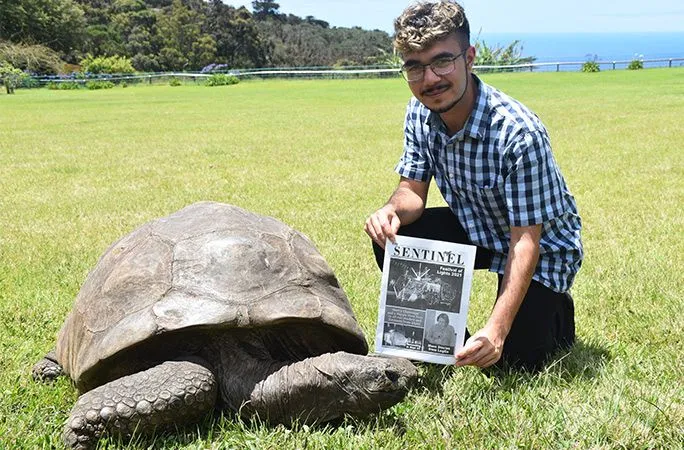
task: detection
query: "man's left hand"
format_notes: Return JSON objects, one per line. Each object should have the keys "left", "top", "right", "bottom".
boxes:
{"left": 454, "top": 324, "right": 506, "bottom": 368}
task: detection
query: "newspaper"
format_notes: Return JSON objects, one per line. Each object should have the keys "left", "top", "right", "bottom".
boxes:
{"left": 374, "top": 235, "right": 476, "bottom": 365}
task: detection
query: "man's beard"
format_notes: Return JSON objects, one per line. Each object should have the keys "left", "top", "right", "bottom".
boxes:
{"left": 424, "top": 74, "right": 470, "bottom": 114}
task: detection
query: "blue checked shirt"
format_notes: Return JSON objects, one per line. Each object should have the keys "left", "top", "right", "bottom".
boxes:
{"left": 396, "top": 75, "right": 583, "bottom": 293}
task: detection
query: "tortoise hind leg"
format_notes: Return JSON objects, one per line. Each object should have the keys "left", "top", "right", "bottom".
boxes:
{"left": 32, "top": 349, "right": 63, "bottom": 381}
{"left": 63, "top": 359, "right": 217, "bottom": 450}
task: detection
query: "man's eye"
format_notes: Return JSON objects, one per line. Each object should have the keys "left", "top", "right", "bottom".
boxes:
{"left": 431, "top": 58, "right": 453, "bottom": 69}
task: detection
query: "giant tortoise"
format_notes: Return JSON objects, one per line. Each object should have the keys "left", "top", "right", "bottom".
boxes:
{"left": 33, "top": 202, "right": 417, "bottom": 449}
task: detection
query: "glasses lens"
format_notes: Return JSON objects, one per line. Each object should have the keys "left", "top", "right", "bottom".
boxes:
{"left": 431, "top": 58, "right": 456, "bottom": 75}
{"left": 402, "top": 66, "right": 423, "bottom": 82}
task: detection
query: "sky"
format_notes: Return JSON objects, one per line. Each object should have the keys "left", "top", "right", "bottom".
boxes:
{"left": 225, "top": 1, "right": 684, "bottom": 34}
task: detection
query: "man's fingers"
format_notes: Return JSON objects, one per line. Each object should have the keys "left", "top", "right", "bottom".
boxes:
{"left": 454, "top": 338, "right": 484, "bottom": 366}
{"left": 385, "top": 214, "right": 400, "bottom": 243}
{"left": 365, "top": 209, "right": 400, "bottom": 248}
{"left": 371, "top": 215, "right": 388, "bottom": 246}
{"left": 456, "top": 336, "right": 483, "bottom": 357}
{"left": 365, "top": 214, "right": 388, "bottom": 248}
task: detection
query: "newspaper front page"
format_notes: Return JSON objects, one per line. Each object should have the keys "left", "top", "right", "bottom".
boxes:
{"left": 375, "top": 235, "right": 476, "bottom": 365}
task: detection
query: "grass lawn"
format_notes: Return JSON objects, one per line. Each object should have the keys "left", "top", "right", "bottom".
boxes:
{"left": 1, "top": 68, "right": 682, "bottom": 448}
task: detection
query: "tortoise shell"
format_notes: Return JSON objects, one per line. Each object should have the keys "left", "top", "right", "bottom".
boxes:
{"left": 56, "top": 202, "right": 367, "bottom": 391}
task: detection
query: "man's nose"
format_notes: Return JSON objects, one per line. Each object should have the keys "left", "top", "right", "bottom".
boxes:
{"left": 422, "top": 66, "right": 442, "bottom": 84}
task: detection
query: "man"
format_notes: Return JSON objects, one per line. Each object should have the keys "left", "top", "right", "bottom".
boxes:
{"left": 364, "top": 1, "right": 582, "bottom": 370}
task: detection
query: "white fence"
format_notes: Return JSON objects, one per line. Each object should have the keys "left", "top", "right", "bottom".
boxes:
{"left": 36, "top": 57, "right": 684, "bottom": 85}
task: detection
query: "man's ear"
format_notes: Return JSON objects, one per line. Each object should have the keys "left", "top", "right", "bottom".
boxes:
{"left": 466, "top": 45, "right": 476, "bottom": 70}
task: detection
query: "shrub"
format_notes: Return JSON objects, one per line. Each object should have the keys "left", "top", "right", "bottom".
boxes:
{"left": 169, "top": 77, "right": 182, "bottom": 87}
{"left": 46, "top": 81, "right": 81, "bottom": 90}
{"left": 85, "top": 80, "right": 115, "bottom": 90}
{"left": 205, "top": 73, "right": 239, "bottom": 87}
{"left": 581, "top": 54, "right": 600, "bottom": 73}
{"left": 20, "top": 77, "right": 40, "bottom": 89}
{"left": 0, "top": 41, "right": 64, "bottom": 75}
{"left": 628, "top": 54, "right": 644, "bottom": 70}
{"left": 474, "top": 39, "right": 536, "bottom": 72}
{"left": 80, "top": 55, "right": 135, "bottom": 74}
{"left": 0, "top": 62, "right": 29, "bottom": 94}
{"left": 581, "top": 61, "right": 600, "bottom": 72}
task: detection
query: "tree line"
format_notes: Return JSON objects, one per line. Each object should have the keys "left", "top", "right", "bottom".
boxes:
{"left": 0, "top": 0, "right": 394, "bottom": 73}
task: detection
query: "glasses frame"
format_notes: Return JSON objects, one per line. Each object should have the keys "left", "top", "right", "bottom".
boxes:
{"left": 400, "top": 49, "right": 468, "bottom": 83}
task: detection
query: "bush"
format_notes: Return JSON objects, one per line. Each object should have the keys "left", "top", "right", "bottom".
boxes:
{"left": 169, "top": 77, "right": 182, "bottom": 87}
{"left": 628, "top": 54, "right": 644, "bottom": 70}
{"left": 20, "top": 77, "right": 40, "bottom": 89}
{"left": 581, "top": 61, "right": 600, "bottom": 72}
{"left": 0, "top": 41, "right": 64, "bottom": 75}
{"left": 80, "top": 55, "right": 135, "bottom": 74}
{"left": 205, "top": 73, "right": 239, "bottom": 87}
{"left": 581, "top": 55, "right": 600, "bottom": 73}
{"left": 85, "top": 80, "right": 115, "bottom": 90}
{"left": 474, "top": 39, "right": 536, "bottom": 72}
{"left": 0, "top": 62, "right": 29, "bottom": 94}
{"left": 46, "top": 81, "right": 81, "bottom": 90}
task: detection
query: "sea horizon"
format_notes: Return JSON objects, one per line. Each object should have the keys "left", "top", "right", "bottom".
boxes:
{"left": 476, "top": 31, "right": 684, "bottom": 64}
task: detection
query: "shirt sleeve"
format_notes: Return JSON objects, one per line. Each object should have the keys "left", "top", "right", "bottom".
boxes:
{"left": 395, "top": 99, "right": 433, "bottom": 182}
{"left": 504, "top": 130, "right": 568, "bottom": 227}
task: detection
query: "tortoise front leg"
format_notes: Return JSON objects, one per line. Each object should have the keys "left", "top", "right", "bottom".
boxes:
{"left": 246, "top": 351, "right": 417, "bottom": 425}
{"left": 63, "top": 359, "right": 217, "bottom": 450}
{"left": 32, "top": 349, "right": 63, "bottom": 381}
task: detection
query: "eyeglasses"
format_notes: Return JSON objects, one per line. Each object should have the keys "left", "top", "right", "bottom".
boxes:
{"left": 400, "top": 49, "right": 467, "bottom": 83}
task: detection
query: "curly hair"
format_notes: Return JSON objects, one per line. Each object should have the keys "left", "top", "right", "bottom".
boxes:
{"left": 393, "top": 1, "right": 470, "bottom": 54}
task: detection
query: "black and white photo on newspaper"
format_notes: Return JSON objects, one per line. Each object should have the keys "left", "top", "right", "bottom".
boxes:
{"left": 375, "top": 235, "right": 476, "bottom": 365}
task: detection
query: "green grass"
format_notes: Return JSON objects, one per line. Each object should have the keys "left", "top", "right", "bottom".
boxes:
{"left": 1, "top": 69, "right": 683, "bottom": 449}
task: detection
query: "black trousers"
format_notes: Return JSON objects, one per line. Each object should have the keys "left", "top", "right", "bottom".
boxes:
{"left": 372, "top": 207, "right": 575, "bottom": 370}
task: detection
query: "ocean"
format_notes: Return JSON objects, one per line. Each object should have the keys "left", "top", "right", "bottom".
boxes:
{"left": 476, "top": 32, "right": 684, "bottom": 71}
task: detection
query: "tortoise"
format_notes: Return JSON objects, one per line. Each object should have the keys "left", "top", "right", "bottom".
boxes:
{"left": 32, "top": 202, "right": 417, "bottom": 449}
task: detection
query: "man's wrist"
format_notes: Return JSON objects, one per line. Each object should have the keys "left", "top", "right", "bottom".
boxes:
{"left": 485, "top": 312, "right": 512, "bottom": 343}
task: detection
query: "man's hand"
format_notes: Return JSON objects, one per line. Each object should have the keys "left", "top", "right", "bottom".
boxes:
{"left": 455, "top": 224, "right": 542, "bottom": 369}
{"left": 454, "top": 324, "right": 506, "bottom": 368}
{"left": 364, "top": 205, "right": 401, "bottom": 249}
{"left": 364, "top": 178, "right": 429, "bottom": 249}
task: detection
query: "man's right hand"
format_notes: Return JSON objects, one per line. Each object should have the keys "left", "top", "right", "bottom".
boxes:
{"left": 364, "top": 205, "right": 401, "bottom": 249}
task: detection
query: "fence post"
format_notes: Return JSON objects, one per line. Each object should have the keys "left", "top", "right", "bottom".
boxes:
{"left": 612, "top": 61, "right": 616, "bottom": 70}
{"left": 556, "top": 64, "right": 560, "bottom": 72}
{"left": 670, "top": 59, "right": 673, "bottom": 68}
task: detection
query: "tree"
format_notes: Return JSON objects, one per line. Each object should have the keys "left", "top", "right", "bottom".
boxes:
{"left": 0, "top": 41, "right": 64, "bottom": 74}
{"left": 207, "top": 2, "right": 268, "bottom": 68}
{"left": 252, "top": 0, "right": 280, "bottom": 20}
{"left": 157, "top": 0, "right": 215, "bottom": 70}
{"left": 0, "top": 62, "right": 29, "bottom": 94}
{"left": 0, "top": 0, "right": 87, "bottom": 60}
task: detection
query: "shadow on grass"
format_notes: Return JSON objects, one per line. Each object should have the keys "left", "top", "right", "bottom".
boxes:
{"left": 480, "top": 338, "right": 612, "bottom": 390}
{"left": 410, "top": 338, "right": 612, "bottom": 396}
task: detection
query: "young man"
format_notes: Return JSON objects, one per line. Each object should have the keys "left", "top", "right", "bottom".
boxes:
{"left": 364, "top": 1, "right": 583, "bottom": 370}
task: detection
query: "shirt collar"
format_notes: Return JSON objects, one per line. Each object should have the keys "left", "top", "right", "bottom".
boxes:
{"left": 423, "top": 74, "right": 489, "bottom": 140}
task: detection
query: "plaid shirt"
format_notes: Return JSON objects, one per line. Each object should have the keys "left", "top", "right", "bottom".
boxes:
{"left": 396, "top": 75, "right": 582, "bottom": 293}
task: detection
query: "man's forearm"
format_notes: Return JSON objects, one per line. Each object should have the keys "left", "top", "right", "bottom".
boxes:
{"left": 385, "top": 184, "right": 426, "bottom": 226}
{"left": 487, "top": 225, "right": 541, "bottom": 337}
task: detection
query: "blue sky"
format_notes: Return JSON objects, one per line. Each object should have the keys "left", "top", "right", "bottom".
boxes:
{"left": 225, "top": 1, "right": 684, "bottom": 34}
